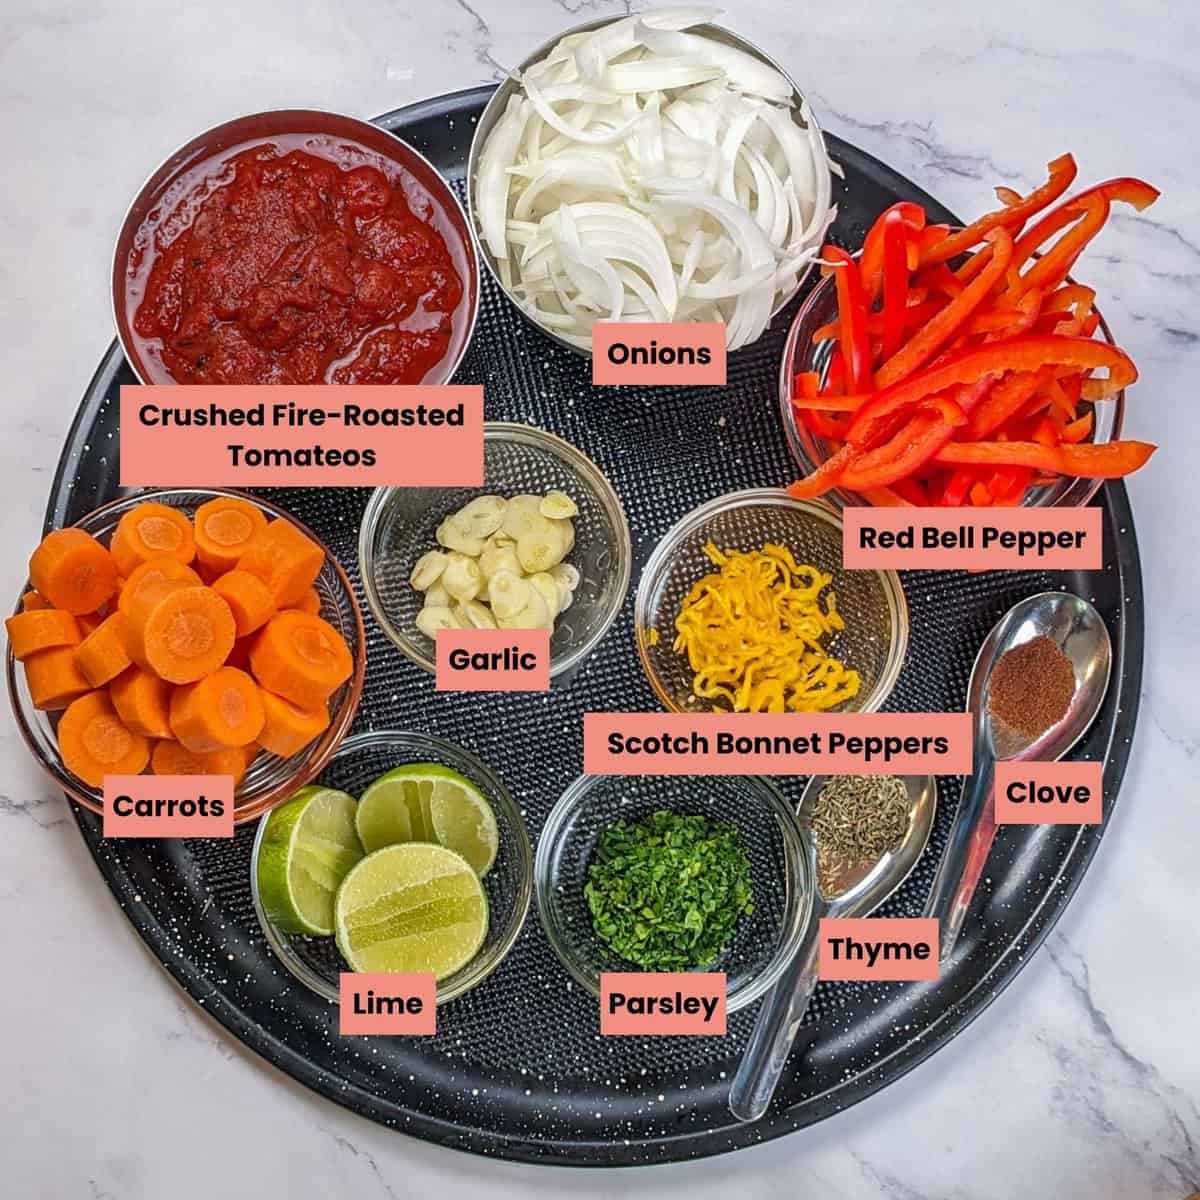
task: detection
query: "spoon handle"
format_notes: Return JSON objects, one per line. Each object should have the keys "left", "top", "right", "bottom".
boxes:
{"left": 728, "top": 912, "right": 823, "bottom": 1123}
{"left": 923, "top": 751, "right": 996, "bottom": 960}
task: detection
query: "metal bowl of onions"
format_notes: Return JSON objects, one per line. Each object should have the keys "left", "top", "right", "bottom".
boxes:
{"left": 466, "top": 10, "right": 835, "bottom": 357}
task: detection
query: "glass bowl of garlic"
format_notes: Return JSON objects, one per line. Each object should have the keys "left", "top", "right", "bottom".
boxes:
{"left": 359, "top": 423, "right": 631, "bottom": 680}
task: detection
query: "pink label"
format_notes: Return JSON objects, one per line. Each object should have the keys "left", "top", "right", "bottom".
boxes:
{"left": 119, "top": 385, "right": 483, "bottom": 488}
{"left": 435, "top": 628, "right": 549, "bottom": 691}
{"left": 338, "top": 973, "right": 437, "bottom": 1035}
{"left": 599, "top": 972, "right": 727, "bottom": 1035}
{"left": 994, "top": 760, "right": 1103, "bottom": 825}
{"left": 819, "top": 918, "right": 940, "bottom": 981}
{"left": 843, "top": 507, "right": 1102, "bottom": 571}
{"left": 583, "top": 712, "right": 972, "bottom": 775}
{"left": 591, "top": 322, "right": 726, "bottom": 385}
{"left": 102, "top": 774, "right": 233, "bottom": 838}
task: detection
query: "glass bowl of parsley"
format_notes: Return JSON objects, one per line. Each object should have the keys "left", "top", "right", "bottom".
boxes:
{"left": 535, "top": 773, "right": 815, "bottom": 1011}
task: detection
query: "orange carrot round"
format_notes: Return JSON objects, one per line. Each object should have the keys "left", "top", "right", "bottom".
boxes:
{"left": 111, "top": 502, "right": 195, "bottom": 576}
{"left": 29, "top": 527, "right": 118, "bottom": 614}
{"left": 293, "top": 587, "right": 322, "bottom": 616}
{"left": 237, "top": 519, "right": 324, "bottom": 608}
{"left": 211, "top": 569, "right": 276, "bottom": 637}
{"left": 21, "top": 590, "right": 50, "bottom": 612}
{"left": 118, "top": 557, "right": 202, "bottom": 620}
{"left": 135, "top": 586, "right": 236, "bottom": 683}
{"left": 169, "top": 666, "right": 265, "bottom": 752}
{"left": 74, "top": 612, "right": 132, "bottom": 687}
{"left": 24, "top": 645, "right": 92, "bottom": 710}
{"left": 110, "top": 667, "right": 173, "bottom": 738}
{"left": 151, "top": 739, "right": 249, "bottom": 785}
{"left": 258, "top": 691, "right": 330, "bottom": 757}
{"left": 6, "top": 609, "right": 81, "bottom": 660}
{"left": 59, "top": 692, "right": 150, "bottom": 786}
{"left": 193, "top": 497, "right": 268, "bottom": 575}
{"left": 249, "top": 610, "right": 353, "bottom": 710}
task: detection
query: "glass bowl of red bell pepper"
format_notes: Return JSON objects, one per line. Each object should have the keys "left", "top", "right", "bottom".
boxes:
{"left": 779, "top": 157, "right": 1159, "bottom": 508}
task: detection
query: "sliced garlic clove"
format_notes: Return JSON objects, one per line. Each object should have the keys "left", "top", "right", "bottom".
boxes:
{"left": 488, "top": 570, "right": 530, "bottom": 620}
{"left": 436, "top": 516, "right": 485, "bottom": 557}
{"left": 479, "top": 540, "right": 523, "bottom": 581}
{"left": 529, "top": 571, "right": 562, "bottom": 619}
{"left": 416, "top": 605, "right": 459, "bottom": 638}
{"left": 410, "top": 550, "right": 449, "bottom": 591}
{"left": 498, "top": 586, "right": 550, "bottom": 630}
{"left": 540, "top": 490, "right": 578, "bottom": 519}
{"left": 454, "top": 495, "right": 507, "bottom": 539}
{"left": 550, "top": 562, "right": 580, "bottom": 592}
{"left": 517, "top": 527, "right": 566, "bottom": 573}
{"left": 557, "top": 586, "right": 575, "bottom": 614}
{"left": 423, "top": 581, "right": 451, "bottom": 608}
{"left": 501, "top": 495, "right": 552, "bottom": 540}
{"left": 455, "top": 600, "right": 497, "bottom": 630}
{"left": 442, "top": 553, "right": 483, "bottom": 602}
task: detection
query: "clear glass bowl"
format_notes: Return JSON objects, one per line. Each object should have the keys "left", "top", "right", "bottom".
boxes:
{"left": 778, "top": 270, "right": 1126, "bottom": 509}
{"left": 359, "top": 423, "right": 631, "bottom": 679}
{"left": 6, "top": 487, "right": 365, "bottom": 822}
{"left": 635, "top": 488, "right": 908, "bottom": 714}
{"left": 535, "top": 773, "right": 815, "bottom": 1013}
{"left": 250, "top": 729, "right": 532, "bottom": 1004}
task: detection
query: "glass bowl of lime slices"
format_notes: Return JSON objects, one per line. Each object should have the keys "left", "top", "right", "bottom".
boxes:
{"left": 250, "top": 728, "right": 532, "bottom": 1005}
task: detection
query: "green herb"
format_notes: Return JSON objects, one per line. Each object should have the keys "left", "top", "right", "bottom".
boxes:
{"left": 583, "top": 809, "right": 754, "bottom": 971}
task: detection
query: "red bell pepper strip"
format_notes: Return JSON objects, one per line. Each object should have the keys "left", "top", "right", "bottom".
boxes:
{"left": 919, "top": 154, "right": 1078, "bottom": 266}
{"left": 1062, "top": 412, "right": 1094, "bottom": 443}
{"left": 880, "top": 209, "right": 912, "bottom": 360}
{"left": 933, "top": 439, "right": 1155, "bottom": 477}
{"left": 988, "top": 467, "right": 1033, "bottom": 505}
{"left": 859, "top": 202, "right": 926, "bottom": 301}
{"left": 969, "top": 481, "right": 993, "bottom": 505}
{"left": 874, "top": 230, "right": 1014, "bottom": 389}
{"left": 845, "top": 334, "right": 1136, "bottom": 446}
{"left": 1009, "top": 177, "right": 1160, "bottom": 274}
{"left": 823, "top": 247, "right": 873, "bottom": 393}
{"left": 915, "top": 264, "right": 965, "bottom": 300}
{"left": 937, "top": 468, "right": 978, "bottom": 506}
{"left": 859, "top": 485, "right": 916, "bottom": 507}
{"left": 891, "top": 476, "right": 931, "bottom": 505}
{"left": 994, "top": 185, "right": 1022, "bottom": 207}
{"left": 1006, "top": 193, "right": 1110, "bottom": 300}
{"left": 788, "top": 440, "right": 860, "bottom": 498}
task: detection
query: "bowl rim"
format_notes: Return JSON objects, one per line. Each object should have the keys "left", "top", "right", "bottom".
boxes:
{"left": 110, "top": 106, "right": 480, "bottom": 387}
{"left": 249, "top": 727, "right": 532, "bottom": 1005}
{"left": 633, "top": 486, "right": 909, "bottom": 714}
{"left": 777, "top": 259, "right": 1127, "bottom": 510}
{"left": 533, "top": 771, "right": 815, "bottom": 1012}
{"left": 6, "top": 485, "right": 366, "bottom": 822}
{"left": 464, "top": 14, "right": 828, "bottom": 358}
{"left": 358, "top": 421, "right": 632, "bottom": 678}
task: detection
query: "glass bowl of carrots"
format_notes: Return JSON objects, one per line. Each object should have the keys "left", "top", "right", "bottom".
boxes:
{"left": 779, "top": 157, "right": 1159, "bottom": 508}
{"left": 6, "top": 487, "right": 366, "bottom": 822}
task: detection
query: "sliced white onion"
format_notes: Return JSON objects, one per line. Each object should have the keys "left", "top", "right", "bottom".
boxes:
{"left": 474, "top": 6, "right": 834, "bottom": 349}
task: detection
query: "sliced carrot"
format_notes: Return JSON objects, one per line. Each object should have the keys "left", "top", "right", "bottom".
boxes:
{"left": 118, "top": 557, "right": 202, "bottom": 620}
{"left": 77, "top": 612, "right": 104, "bottom": 637}
{"left": 5, "top": 609, "right": 81, "bottom": 660}
{"left": 151, "top": 739, "right": 249, "bottom": 785}
{"left": 24, "top": 645, "right": 92, "bottom": 710}
{"left": 249, "top": 610, "right": 353, "bottom": 710}
{"left": 21, "top": 590, "right": 50, "bottom": 612}
{"left": 59, "top": 691, "right": 150, "bottom": 786}
{"left": 110, "top": 502, "right": 195, "bottom": 576}
{"left": 133, "top": 585, "right": 236, "bottom": 683}
{"left": 237, "top": 519, "right": 324, "bottom": 608}
{"left": 169, "top": 666, "right": 265, "bottom": 752}
{"left": 193, "top": 496, "right": 268, "bottom": 575}
{"left": 29, "top": 527, "right": 118, "bottom": 615}
{"left": 110, "top": 667, "right": 173, "bottom": 738}
{"left": 293, "top": 587, "right": 321, "bottom": 616}
{"left": 74, "top": 612, "right": 132, "bottom": 687}
{"left": 225, "top": 635, "right": 254, "bottom": 672}
{"left": 211, "top": 569, "right": 276, "bottom": 637}
{"left": 258, "top": 691, "right": 330, "bottom": 757}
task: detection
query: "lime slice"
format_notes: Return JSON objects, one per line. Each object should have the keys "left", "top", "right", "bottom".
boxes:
{"left": 356, "top": 763, "right": 499, "bottom": 876}
{"left": 334, "top": 843, "right": 488, "bottom": 978}
{"left": 257, "top": 785, "right": 364, "bottom": 936}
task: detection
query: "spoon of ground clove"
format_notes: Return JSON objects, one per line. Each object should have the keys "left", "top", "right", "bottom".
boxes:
{"left": 729, "top": 772, "right": 936, "bottom": 1123}
{"left": 922, "top": 590, "right": 1112, "bottom": 961}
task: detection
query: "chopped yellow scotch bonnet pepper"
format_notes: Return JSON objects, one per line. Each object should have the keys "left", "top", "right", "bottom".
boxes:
{"left": 672, "top": 542, "right": 860, "bottom": 713}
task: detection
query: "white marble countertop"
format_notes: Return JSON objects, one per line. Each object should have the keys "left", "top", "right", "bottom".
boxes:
{"left": 2, "top": 2, "right": 1197, "bottom": 1196}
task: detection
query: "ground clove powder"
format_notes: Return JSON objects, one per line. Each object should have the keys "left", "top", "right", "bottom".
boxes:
{"left": 987, "top": 635, "right": 1075, "bottom": 738}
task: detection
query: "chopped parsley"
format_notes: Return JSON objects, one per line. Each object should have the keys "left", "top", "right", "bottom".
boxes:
{"left": 584, "top": 809, "right": 754, "bottom": 971}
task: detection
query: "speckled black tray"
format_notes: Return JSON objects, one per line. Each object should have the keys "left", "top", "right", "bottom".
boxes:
{"left": 51, "top": 87, "right": 1143, "bottom": 1165}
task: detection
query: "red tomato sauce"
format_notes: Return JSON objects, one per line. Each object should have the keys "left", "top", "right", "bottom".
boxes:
{"left": 126, "top": 135, "right": 468, "bottom": 385}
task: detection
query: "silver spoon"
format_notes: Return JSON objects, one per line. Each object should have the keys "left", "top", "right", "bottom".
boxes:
{"left": 729, "top": 773, "right": 936, "bottom": 1123}
{"left": 922, "top": 590, "right": 1111, "bottom": 961}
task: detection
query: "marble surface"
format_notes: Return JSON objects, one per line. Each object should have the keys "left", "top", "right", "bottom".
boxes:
{"left": 2, "top": 1, "right": 1198, "bottom": 1195}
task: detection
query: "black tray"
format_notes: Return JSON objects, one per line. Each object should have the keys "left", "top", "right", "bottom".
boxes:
{"left": 50, "top": 86, "right": 1143, "bottom": 1165}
